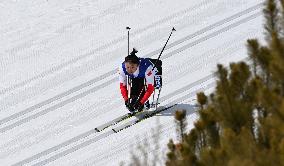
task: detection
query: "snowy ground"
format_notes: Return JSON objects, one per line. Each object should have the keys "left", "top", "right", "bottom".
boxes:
{"left": 0, "top": 0, "right": 265, "bottom": 165}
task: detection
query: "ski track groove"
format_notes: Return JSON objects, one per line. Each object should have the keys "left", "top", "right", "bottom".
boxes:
{"left": 0, "top": 93, "right": 120, "bottom": 159}
{"left": 161, "top": 12, "right": 262, "bottom": 60}
{"left": 0, "top": 4, "right": 263, "bottom": 133}
{"left": 0, "top": 70, "right": 114, "bottom": 125}
{"left": 0, "top": 78, "right": 115, "bottom": 133}
{"left": 2, "top": 0, "right": 131, "bottom": 66}
{"left": 155, "top": 3, "right": 263, "bottom": 57}
{"left": 164, "top": 27, "right": 257, "bottom": 84}
{"left": 77, "top": 120, "right": 175, "bottom": 166}
{"left": 0, "top": 0, "right": 214, "bottom": 96}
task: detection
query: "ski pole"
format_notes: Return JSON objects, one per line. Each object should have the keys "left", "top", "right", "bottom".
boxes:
{"left": 149, "top": 27, "right": 175, "bottom": 108}
{"left": 131, "top": 27, "right": 176, "bottom": 110}
{"left": 126, "top": 27, "right": 131, "bottom": 55}
{"left": 152, "top": 27, "right": 176, "bottom": 70}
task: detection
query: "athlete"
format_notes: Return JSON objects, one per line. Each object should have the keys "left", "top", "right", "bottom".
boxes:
{"left": 118, "top": 48, "right": 155, "bottom": 112}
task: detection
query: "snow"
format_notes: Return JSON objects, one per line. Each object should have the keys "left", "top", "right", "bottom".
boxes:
{"left": 0, "top": 0, "right": 265, "bottom": 165}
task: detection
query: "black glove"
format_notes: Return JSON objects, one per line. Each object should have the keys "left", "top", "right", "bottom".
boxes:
{"left": 133, "top": 101, "right": 144, "bottom": 111}
{"left": 125, "top": 100, "right": 134, "bottom": 112}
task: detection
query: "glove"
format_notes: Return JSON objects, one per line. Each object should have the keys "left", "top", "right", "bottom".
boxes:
{"left": 133, "top": 101, "right": 144, "bottom": 111}
{"left": 125, "top": 100, "right": 134, "bottom": 112}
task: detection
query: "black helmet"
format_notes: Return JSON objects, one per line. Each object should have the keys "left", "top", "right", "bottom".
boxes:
{"left": 125, "top": 48, "right": 139, "bottom": 64}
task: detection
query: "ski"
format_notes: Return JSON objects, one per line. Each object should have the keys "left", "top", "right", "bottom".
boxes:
{"left": 112, "top": 104, "right": 177, "bottom": 133}
{"left": 94, "top": 109, "right": 149, "bottom": 132}
{"left": 95, "top": 113, "right": 132, "bottom": 132}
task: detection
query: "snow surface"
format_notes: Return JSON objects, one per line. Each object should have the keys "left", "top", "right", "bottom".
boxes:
{"left": 0, "top": 0, "right": 265, "bottom": 165}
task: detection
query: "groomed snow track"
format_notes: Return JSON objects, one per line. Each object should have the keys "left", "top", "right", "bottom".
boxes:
{"left": 0, "top": 1, "right": 264, "bottom": 165}
{"left": 0, "top": 3, "right": 262, "bottom": 133}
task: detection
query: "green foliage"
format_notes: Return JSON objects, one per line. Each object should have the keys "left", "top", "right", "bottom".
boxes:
{"left": 166, "top": 139, "right": 178, "bottom": 166}
{"left": 174, "top": 110, "right": 187, "bottom": 143}
{"left": 247, "top": 39, "right": 260, "bottom": 76}
{"left": 263, "top": 0, "right": 281, "bottom": 40}
{"left": 166, "top": 0, "right": 284, "bottom": 165}
{"left": 197, "top": 92, "right": 207, "bottom": 110}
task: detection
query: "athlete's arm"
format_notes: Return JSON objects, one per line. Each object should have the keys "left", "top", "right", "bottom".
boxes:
{"left": 140, "top": 66, "right": 155, "bottom": 104}
{"left": 118, "top": 65, "right": 128, "bottom": 101}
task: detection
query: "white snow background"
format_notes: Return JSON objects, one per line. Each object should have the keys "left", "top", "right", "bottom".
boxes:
{"left": 0, "top": 0, "right": 265, "bottom": 165}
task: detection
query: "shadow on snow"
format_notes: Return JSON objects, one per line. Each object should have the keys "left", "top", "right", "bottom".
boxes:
{"left": 154, "top": 104, "right": 198, "bottom": 117}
